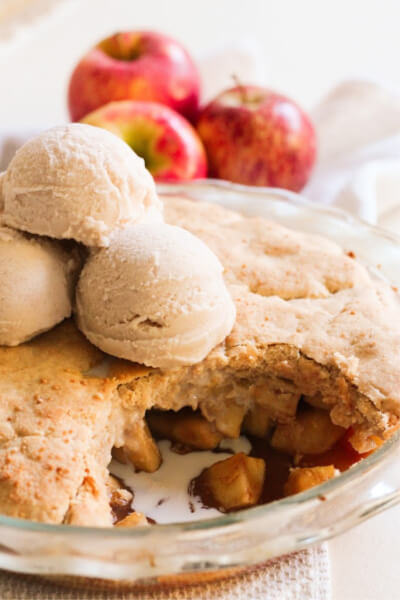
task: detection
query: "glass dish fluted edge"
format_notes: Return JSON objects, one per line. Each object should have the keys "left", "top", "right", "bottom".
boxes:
{"left": 1, "top": 180, "right": 400, "bottom": 583}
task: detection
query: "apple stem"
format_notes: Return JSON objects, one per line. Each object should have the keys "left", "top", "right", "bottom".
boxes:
{"left": 232, "top": 74, "right": 248, "bottom": 103}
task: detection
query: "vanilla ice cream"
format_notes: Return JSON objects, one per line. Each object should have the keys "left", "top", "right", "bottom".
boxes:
{"left": 0, "top": 227, "right": 79, "bottom": 346}
{"left": 76, "top": 223, "right": 236, "bottom": 368}
{"left": 1, "top": 124, "right": 162, "bottom": 247}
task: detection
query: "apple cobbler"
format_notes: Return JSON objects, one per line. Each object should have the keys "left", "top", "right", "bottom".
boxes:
{"left": 0, "top": 195, "right": 399, "bottom": 526}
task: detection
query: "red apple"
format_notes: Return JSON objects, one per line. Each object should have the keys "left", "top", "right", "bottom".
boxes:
{"left": 81, "top": 100, "right": 207, "bottom": 182}
{"left": 196, "top": 85, "right": 316, "bottom": 191}
{"left": 68, "top": 31, "right": 201, "bottom": 123}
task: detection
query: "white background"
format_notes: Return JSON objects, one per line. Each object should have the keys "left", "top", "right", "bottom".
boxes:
{"left": 1, "top": 1, "right": 400, "bottom": 598}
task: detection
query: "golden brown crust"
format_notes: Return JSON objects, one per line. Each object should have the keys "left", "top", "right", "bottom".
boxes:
{"left": 164, "top": 196, "right": 370, "bottom": 299}
{"left": 0, "top": 322, "right": 119, "bottom": 523}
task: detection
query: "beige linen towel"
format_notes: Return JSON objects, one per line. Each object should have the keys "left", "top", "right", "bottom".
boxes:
{"left": 0, "top": 545, "right": 330, "bottom": 600}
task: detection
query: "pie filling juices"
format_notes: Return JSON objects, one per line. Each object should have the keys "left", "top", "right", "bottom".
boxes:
{"left": 108, "top": 407, "right": 369, "bottom": 526}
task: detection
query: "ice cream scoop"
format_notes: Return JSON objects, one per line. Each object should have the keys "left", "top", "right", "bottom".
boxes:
{"left": 1, "top": 124, "right": 162, "bottom": 247}
{"left": 0, "top": 227, "right": 80, "bottom": 346}
{"left": 76, "top": 223, "right": 236, "bottom": 368}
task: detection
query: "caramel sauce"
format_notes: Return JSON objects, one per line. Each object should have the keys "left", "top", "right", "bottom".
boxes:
{"left": 248, "top": 436, "right": 293, "bottom": 504}
{"left": 190, "top": 477, "right": 218, "bottom": 511}
{"left": 109, "top": 473, "right": 134, "bottom": 524}
{"left": 111, "top": 498, "right": 132, "bottom": 524}
{"left": 299, "top": 431, "right": 367, "bottom": 471}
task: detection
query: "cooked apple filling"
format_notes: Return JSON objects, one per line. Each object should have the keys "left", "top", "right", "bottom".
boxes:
{"left": 109, "top": 392, "right": 368, "bottom": 525}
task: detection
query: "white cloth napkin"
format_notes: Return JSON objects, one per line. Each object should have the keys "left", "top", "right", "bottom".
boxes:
{"left": 304, "top": 78, "right": 400, "bottom": 230}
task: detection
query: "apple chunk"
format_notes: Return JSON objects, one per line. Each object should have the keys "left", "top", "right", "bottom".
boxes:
{"left": 242, "top": 404, "right": 272, "bottom": 438}
{"left": 303, "top": 392, "right": 328, "bottom": 410}
{"left": 115, "top": 512, "right": 149, "bottom": 527}
{"left": 284, "top": 466, "right": 336, "bottom": 496}
{"left": 255, "top": 386, "right": 300, "bottom": 423}
{"left": 205, "top": 399, "right": 248, "bottom": 438}
{"left": 197, "top": 453, "right": 265, "bottom": 511}
{"left": 116, "top": 419, "right": 161, "bottom": 473}
{"left": 271, "top": 407, "right": 345, "bottom": 455}
{"left": 147, "top": 410, "right": 223, "bottom": 450}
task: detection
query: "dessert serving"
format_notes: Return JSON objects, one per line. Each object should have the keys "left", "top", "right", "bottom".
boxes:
{"left": 0, "top": 124, "right": 400, "bottom": 531}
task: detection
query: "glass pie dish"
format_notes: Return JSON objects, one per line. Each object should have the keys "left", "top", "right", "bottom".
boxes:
{"left": 1, "top": 180, "right": 400, "bottom": 587}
